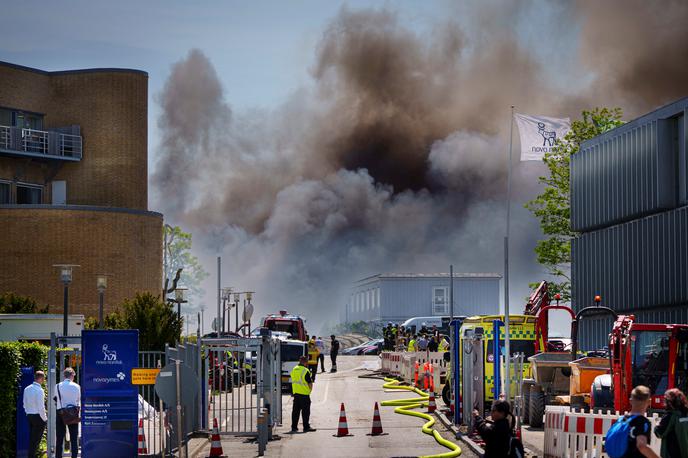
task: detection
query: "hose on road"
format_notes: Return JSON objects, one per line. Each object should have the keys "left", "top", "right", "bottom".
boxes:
{"left": 381, "top": 378, "right": 461, "bottom": 458}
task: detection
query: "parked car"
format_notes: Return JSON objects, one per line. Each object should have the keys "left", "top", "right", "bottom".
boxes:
{"left": 342, "top": 340, "right": 375, "bottom": 355}
{"left": 360, "top": 339, "right": 384, "bottom": 355}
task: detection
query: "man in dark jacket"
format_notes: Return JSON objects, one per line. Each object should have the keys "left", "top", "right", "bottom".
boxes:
{"left": 330, "top": 335, "right": 340, "bottom": 372}
{"left": 474, "top": 400, "right": 513, "bottom": 457}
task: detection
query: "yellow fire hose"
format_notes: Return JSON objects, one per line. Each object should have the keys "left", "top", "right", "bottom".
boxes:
{"left": 381, "top": 378, "right": 461, "bottom": 458}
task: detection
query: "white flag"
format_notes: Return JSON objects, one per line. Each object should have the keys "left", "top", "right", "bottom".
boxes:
{"left": 514, "top": 113, "right": 571, "bottom": 161}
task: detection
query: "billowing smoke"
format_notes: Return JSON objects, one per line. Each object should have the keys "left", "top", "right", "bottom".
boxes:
{"left": 152, "top": 3, "right": 688, "bottom": 331}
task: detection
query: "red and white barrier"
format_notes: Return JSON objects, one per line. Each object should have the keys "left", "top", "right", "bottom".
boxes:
{"left": 544, "top": 406, "right": 662, "bottom": 458}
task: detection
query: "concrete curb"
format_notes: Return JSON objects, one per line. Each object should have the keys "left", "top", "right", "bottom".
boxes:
{"left": 435, "top": 411, "right": 539, "bottom": 458}
{"left": 188, "top": 436, "right": 210, "bottom": 458}
{"left": 435, "top": 411, "right": 485, "bottom": 456}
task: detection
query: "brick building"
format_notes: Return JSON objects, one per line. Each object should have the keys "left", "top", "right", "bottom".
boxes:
{"left": 0, "top": 60, "right": 162, "bottom": 317}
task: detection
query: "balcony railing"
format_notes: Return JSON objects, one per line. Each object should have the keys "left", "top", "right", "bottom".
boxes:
{"left": 0, "top": 125, "right": 82, "bottom": 160}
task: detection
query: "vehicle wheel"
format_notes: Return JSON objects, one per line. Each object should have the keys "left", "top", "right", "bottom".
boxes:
{"left": 521, "top": 379, "right": 535, "bottom": 425}
{"left": 442, "top": 383, "right": 451, "bottom": 407}
{"left": 529, "top": 384, "right": 545, "bottom": 428}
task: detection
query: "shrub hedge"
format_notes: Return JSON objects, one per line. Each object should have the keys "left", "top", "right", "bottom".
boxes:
{"left": 0, "top": 342, "right": 48, "bottom": 456}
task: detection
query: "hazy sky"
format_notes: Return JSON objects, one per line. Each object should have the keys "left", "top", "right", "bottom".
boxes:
{"left": 1, "top": 1, "right": 579, "bottom": 164}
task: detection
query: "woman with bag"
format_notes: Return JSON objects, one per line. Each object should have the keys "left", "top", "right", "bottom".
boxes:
{"left": 654, "top": 388, "right": 688, "bottom": 458}
{"left": 55, "top": 367, "right": 81, "bottom": 458}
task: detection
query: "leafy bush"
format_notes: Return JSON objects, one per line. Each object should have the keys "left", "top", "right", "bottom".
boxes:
{"left": 93, "top": 293, "right": 182, "bottom": 351}
{"left": 0, "top": 342, "right": 48, "bottom": 456}
{"left": 0, "top": 293, "right": 48, "bottom": 313}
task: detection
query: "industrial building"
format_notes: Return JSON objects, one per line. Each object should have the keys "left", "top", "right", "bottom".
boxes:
{"left": 0, "top": 61, "right": 162, "bottom": 317}
{"left": 571, "top": 97, "right": 688, "bottom": 350}
{"left": 346, "top": 272, "right": 501, "bottom": 323}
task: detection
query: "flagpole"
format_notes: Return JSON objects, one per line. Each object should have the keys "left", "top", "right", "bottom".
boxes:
{"left": 504, "top": 105, "right": 515, "bottom": 402}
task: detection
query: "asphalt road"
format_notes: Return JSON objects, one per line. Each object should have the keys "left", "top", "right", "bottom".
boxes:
{"left": 195, "top": 355, "right": 477, "bottom": 458}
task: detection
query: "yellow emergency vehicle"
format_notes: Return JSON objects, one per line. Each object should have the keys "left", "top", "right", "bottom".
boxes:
{"left": 459, "top": 314, "right": 536, "bottom": 403}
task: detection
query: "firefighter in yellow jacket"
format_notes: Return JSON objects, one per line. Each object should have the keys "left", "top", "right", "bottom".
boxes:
{"left": 308, "top": 337, "right": 320, "bottom": 382}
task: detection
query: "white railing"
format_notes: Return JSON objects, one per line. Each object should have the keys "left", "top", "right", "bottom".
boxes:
{"left": 0, "top": 125, "right": 82, "bottom": 159}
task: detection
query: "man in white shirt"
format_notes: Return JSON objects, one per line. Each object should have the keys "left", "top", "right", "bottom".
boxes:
{"left": 315, "top": 337, "right": 326, "bottom": 373}
{"left": 55, "top": 367, "right": 80, "bottom": 458}
{"left": 23, "top": 370, "right": 47, "bottom": 458}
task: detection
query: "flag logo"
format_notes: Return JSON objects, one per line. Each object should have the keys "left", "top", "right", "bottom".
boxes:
{"left": 514, "top": 113, "right": 571, "bottom": 161}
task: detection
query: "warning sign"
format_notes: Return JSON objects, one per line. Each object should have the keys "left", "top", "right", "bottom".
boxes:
{"left": 131, "top": 368, "right": 160, "bottom": 385}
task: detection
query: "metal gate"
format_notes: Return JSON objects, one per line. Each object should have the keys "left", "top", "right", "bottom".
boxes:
{"left": 47, "top": 334, "right": 81, "bottom": 458}
{"left": 202, "top": 335, "right": 281, "bottom": 439}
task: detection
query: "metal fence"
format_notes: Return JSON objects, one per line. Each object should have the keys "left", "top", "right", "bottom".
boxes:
{"left": 139, "top": 351, "right": 166, "bottom": 456}
{"left": 0, "top": 125, "right": 83, "bottom": 159}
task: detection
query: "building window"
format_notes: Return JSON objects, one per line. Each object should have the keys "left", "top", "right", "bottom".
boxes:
{"left": 432, "top": 287, "right": 449, "bottom": 315}
{"left": 0, "top": 181, "right": 9, "bottom": 204}
{"left": 16, "top": 183, "right": 42, "bottom": 204}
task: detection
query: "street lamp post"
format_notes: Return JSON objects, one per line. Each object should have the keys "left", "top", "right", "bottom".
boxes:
{"left": 174, "top": 287, "right": 188, "bottom": 318}
{"left": 53, "top": 264, "right": 79, "bottom": 338}
{"left": 221, "top": 287, "right": 233, "bottom": 334}
{"left": 96, "top": 274, "right": 108, "bottom": 329}
{"left": 234, "top": 293, "right": 240, "bottom": 333}
{"left": 173, "top": 287, "right": 188, "bottom": 343}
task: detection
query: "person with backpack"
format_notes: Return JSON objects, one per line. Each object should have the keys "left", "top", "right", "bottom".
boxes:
{"left": 654, "top": 388, "right": 688, "bottom": 458}
{"left": 604, "top": 385, "right": 659, "bottom": 458}
{"left": 473, "top": 400, "right": 523, "bottom": 457}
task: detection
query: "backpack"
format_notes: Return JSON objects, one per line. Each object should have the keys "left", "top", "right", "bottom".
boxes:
{"left": 675, "top": 414, "right": 688, "bottom": 456}
{"left": 604, "top": 415, "right": 639, "bottom": 458}
{"left": 509, "top": 436, "right": 525, "bottom": 458}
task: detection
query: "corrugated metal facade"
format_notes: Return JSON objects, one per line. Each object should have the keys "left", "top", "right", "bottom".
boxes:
{"left": 572, "top": 97, "right": 687, "bottom": 232}
{"left": 346, "top": 273, "right": 500, "bottom": 323}
{"left": 572, "top": 206, "right": 688, "bottom": 311}
{"left": 571, "top": 97, "right": 688, "bottom": 351}
{"left": 578, "top": 306, "right": 688, "bottom": 351}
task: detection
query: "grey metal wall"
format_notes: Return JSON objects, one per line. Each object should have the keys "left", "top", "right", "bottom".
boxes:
{"left": 572, "top": 205, "right": 688, "bottom": 312}
{"left": 378, "top": 277, "right": 500, "bottom": 322}
{"left": 348, "top": 276, "right": 382, "bottom": 322}
{"left": 578, "top": 305, "right": 688, "bottom": 351}
{"left": 571, "top": 98, "right": 687, "bottom": 232}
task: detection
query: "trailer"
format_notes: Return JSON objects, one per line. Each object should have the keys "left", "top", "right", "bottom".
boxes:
{"left": 0, "top": 314, "right": 85, "bottom": 344}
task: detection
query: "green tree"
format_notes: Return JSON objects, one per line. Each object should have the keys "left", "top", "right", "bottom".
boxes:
{"left": 0, "top": 293, "right": 48, "bottom": 313}
{"left": 525, "top": 108, "right": 624, "bottom": 301}
{"left": 89, "top": 293, "right": 182, "bottom": 350}
{"left": 163, "top": 225, "right": 208, "bottom": 308}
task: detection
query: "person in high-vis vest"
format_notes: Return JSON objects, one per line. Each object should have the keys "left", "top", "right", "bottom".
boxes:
{"left": 307, "top": 338, "right": 320, "bottom": 382}
{"left": 439, "top": 335, "right": 450, "bottom": 352}
{"left": 290, "top": 356, "right": 316, "bottom": 433}
{"left": 407, "top": 335, "right": 417, "bottom": 352}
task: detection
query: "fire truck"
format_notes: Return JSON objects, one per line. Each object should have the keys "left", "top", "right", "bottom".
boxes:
{"left": 591, "top": 314, "right": 688, "bottom": 412}
{"left": 261, "top": 311, "right": 308, "bottom": 341}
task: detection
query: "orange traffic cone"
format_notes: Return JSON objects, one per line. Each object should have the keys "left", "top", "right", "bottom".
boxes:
{"left": 333, "top": 403, "right": 353, "bottom": 437}
{"left": 208, "top": 418, "right": 226, "bottom": 457}
{"left": 428, "top": 392, "right": 437, "bottom": 413}
{"left": 367, "top": 402, "right": 387, "bottom": 436}
{"left": 137, "top": 418, "right": 148, "bottom": 455}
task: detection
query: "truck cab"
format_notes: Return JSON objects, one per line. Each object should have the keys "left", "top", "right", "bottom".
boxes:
{"left": 261, "top": 311, "right": 307, "bottom": 341}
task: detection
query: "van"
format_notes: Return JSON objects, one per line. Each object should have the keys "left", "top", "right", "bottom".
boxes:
{"left": 400, "top": 316, "right": 465, "bottom": 335}
{"left": 280, "top": 339, "right": 307, "bottom": 392}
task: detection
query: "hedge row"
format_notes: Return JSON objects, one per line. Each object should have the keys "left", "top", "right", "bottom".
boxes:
{"left": 0, "top": 342, "right": 48, "bottom": 457}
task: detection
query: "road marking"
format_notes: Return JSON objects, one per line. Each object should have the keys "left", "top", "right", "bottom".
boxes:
{"left": 314, "top": 378, "right": 330, "bottom": 406}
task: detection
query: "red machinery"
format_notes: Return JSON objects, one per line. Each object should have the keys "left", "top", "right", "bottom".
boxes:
{"left": 521, "top": 281, "right": 578, "bottom": 426}
{"left": 599, "top": 314, "right": 688, "bottom": 412}
{"left": 261, "top": 310, "right": 308, "bottom": 341}
{"left": 524, "top": 281, "right": 576, "bottom": 353}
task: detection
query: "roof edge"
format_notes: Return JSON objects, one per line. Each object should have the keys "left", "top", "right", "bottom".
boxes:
{"left": 0, "top": 60, "right": 148, "bottom": 77}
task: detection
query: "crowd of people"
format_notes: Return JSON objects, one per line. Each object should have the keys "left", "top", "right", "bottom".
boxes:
{"left": 382, "top": 322, "right": 450, "bottom": 353}
{"left": 472, "top": 385, "right": 688, "bottom": 458}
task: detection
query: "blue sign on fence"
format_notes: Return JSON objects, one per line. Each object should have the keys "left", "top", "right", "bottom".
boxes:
{"left": 81, "top": 330, "right": 139, "bottom": 458}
